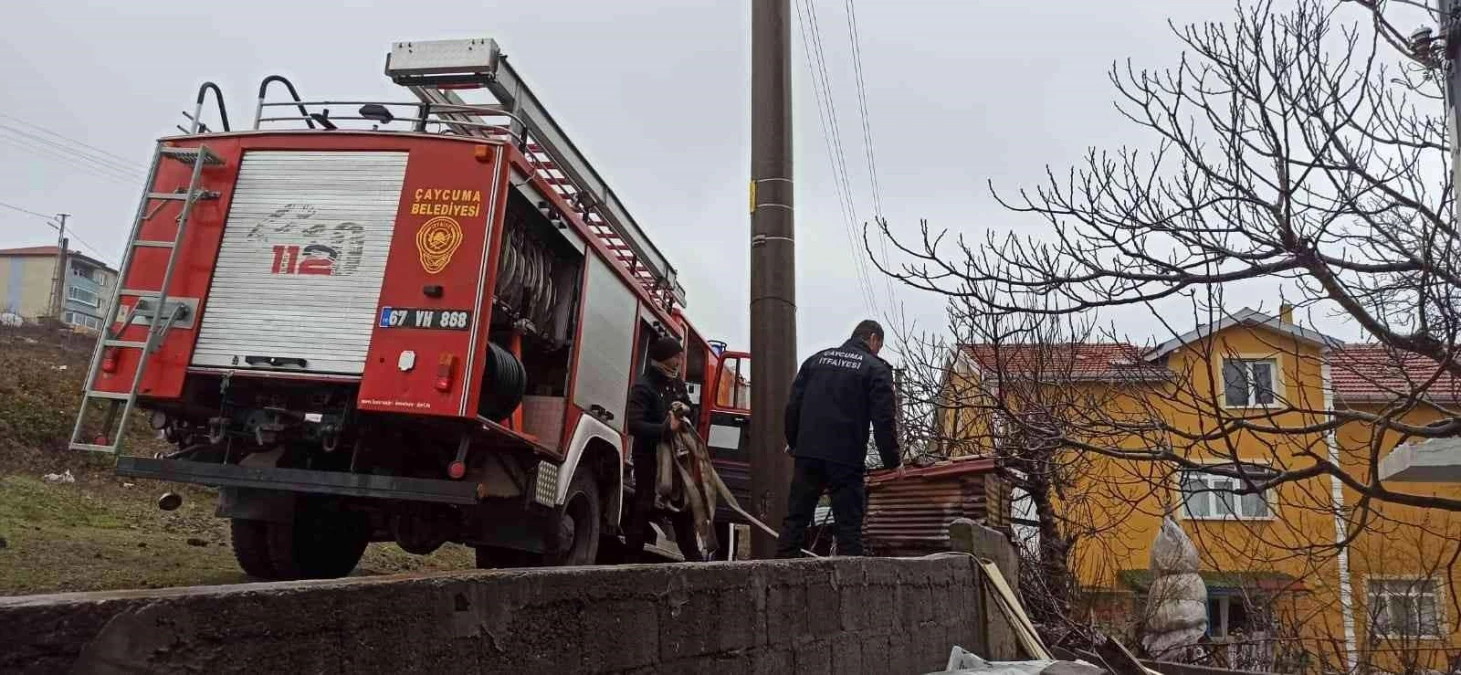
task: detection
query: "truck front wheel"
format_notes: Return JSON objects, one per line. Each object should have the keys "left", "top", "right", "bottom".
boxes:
{"left": 546, "top": 470, "right": 600, "bottom": 566}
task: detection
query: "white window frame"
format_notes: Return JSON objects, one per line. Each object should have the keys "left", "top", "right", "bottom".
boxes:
{"left": 1180, "top": 464, "right": 1275, "bottom": 521}
{"left": 1208, "top": 596, "right": 1232, "bottom": 639}
{"left": 66, "top": 285, "right": 100, "bottom": 307}
{"left": 61, "top": 311, "right": 101, "bottom": 330}
{"left": 1221, "top": 357, "right": 1280, "bottom": 409}
{"left": 1367, "top": 577, "right": 1446, "bottom": 640}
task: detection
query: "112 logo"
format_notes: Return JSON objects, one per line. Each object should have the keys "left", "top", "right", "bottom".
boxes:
{"left": 270, "top": 244, "right": 339, "bottom": 275}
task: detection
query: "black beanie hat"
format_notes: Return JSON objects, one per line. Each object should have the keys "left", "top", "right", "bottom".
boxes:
{"left": 648, "top": 337, "right": 684, "bottom": 362}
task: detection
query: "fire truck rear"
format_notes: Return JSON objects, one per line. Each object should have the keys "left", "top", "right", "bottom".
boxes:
{"left": 68, "top": 38, "right": 756, "bottom": 579}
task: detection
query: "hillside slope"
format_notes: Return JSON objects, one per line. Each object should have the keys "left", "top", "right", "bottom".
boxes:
{"left": 0, "top": 325, "right": 472, "bottom": 596}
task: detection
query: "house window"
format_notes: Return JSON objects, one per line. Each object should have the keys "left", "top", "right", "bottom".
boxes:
{"left": 1369, "top": 578, "right": 1443, "bottom": 639}
{"left": 1206, "top": 596, "right": 1253, "bottom": 639}
{"left": 66, "top": 285, "right": 100, "bottom": 307}
{"left": 61, "top": 311, "right": 101, "bottom": 330}
{"left": 1181, "top": 466, "right": 1272, "bottom": 519}
{"left": 1223, "top": 358, "right": 1277, "bottom": 407}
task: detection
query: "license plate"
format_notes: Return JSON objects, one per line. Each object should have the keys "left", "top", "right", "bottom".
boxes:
{"left": 378, "top": 307, "right": 472, "bottom": 330}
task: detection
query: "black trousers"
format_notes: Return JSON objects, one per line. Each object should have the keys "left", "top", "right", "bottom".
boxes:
{"left": 623, "top": 449, "right": 703, "bottom": 562}
{"left": 776, "top": 456, "right": 866, "bottom": 557}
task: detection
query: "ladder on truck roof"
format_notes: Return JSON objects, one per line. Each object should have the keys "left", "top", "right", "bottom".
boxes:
{"left": 384, "top": 38, "right": 687, "bottom": 309}
{"left": 69, "top": 145, "right": 223, "bottom": 453}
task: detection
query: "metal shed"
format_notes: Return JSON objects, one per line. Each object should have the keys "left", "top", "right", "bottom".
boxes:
{"left": 863, "top": 456, "right": 1005, "bottom": 557}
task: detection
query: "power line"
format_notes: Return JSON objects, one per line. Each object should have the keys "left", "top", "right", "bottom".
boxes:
{"left": 61, "top": 232, "right": 116, "bottom": 266}
{"left": 844, "top": 0, "right": 882, "bottom": 217}
{"left": 0, "top": 125, "right": 145, "bottom": 183}
{"left": 796, "top": 0, "right": 881, "bottom": 315}
{"left": 0, "top": 135, "right": 141, "bottom": 188}
{"left": 843, "top": 0, "right": 900, "bottom": 317}
{"left": 0, "top": 201, "right": 117, "bottom": 265}
{"left": 0, "top": 124, "right": 145, "bottom": 177}
{"left": 0, "top": 113, "right": 147, "bottom": 172}
{"left": 0, "top": 200, "right": 57, "bottom": 221}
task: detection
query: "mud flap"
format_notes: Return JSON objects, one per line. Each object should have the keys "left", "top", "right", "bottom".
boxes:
{"left": 216, "top": 487, "right": 297, "bottom": 523}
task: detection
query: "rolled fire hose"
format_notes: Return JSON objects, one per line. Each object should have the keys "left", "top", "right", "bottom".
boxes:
{"left": 659, "top": 405, "right": 820, "bottom": 559}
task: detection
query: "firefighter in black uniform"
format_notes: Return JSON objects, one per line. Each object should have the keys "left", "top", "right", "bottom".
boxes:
{"left": 623, "top": 336, "right": 704, "bottom": 562}
{"left": 776, "top": 320, "right": 900, "bottom": 557}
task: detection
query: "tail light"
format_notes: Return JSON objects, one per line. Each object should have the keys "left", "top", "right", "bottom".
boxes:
{"left": 435, "top": 353, "right": 457, "bottom": 392}
{"left": 101, "top": 348, "right": 119, "bottom": 374}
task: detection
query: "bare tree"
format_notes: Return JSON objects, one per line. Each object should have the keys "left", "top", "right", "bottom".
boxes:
{"left": 874, "top": 0, "right": 1461, "bottom": 514}
{"left": 866, "top": 4, "right": 1461, "bottom": 670}
{"left": 889, "top": 306, "right": 1163, "bottom": 637}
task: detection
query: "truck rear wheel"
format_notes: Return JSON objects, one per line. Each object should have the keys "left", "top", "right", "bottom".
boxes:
{"left": 230, "top": 519, "right": 278, "bottom": 579}
{"left": 266, "top": 506, "right": 370, "bottom": 580}
{"left": 473, "top": 546, "right": 541, "bottom": 569}
{"left": 546, "top": 469, "right": 600, "bottom": 566}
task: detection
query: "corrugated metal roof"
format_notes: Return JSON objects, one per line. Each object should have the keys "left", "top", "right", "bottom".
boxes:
{"left": 866, "top": 456, "right": 996, "bottom": 487}
{"left": 864, "top": 456, "right": 1001, "bottom": 557}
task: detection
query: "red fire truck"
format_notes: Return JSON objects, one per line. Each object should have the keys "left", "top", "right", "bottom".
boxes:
{"left": 69, "top": 37, "right": 755, "bottom": 579}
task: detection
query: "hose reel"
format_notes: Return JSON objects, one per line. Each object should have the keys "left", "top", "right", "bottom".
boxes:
{"left": 479, "top": 341, "right": 526, "bottom": 421}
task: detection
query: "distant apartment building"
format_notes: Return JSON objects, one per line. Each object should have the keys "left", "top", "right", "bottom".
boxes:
{"left": 0, "top": 245, "right": 117, "bottom": 331}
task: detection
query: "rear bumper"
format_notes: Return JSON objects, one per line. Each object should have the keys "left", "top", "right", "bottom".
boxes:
{"left": 116, "top": 457, "right": 481, "bottom": 505}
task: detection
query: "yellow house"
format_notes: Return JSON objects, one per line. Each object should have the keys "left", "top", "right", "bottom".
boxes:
{"left": 939, "top": 308, "right": 1461, "bottom": 673}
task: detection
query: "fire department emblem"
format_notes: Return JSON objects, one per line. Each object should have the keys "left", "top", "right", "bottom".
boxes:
{"left": 416, "top": 216, "right": 463, "bottom": 274}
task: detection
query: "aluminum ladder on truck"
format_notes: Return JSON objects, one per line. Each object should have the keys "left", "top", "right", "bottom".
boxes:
{"left": 68, "top": 145, "right": 223, "bottom": 453}
{"left": 383, "top": 37, "right": 688, "bottom": 310}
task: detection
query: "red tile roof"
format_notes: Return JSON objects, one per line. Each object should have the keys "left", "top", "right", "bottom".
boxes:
{"left": 1330, "top": 344, "right": 1461, "bottom": 403}
{"left": 960, "top": 343, "right": 1169, "bottom": 381}
{"left": 0, "top": 245, "right": 65, "bottom": 256}
{"left": 0, "top": 245, "right": 113, "bottom": 270}
{"left": 961, "top": 338, "right": 1461, "bottom": 404}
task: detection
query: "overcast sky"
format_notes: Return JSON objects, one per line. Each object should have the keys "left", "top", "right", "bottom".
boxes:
{"left": 3, "top": 0, "right": 1323, "bottom": 359}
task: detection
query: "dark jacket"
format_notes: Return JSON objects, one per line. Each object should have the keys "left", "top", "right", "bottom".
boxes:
{"left": 625, "top": 368, "right": 692, "bottom": 459}
{"left": 784, "top": 338, "right": 900, "bottom": 469}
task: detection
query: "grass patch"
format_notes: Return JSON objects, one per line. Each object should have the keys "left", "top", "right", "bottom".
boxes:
{"left": 0, "top": 326, "right": 475, "bottom": 596}
{"left": 0, "top": 473, "right": 476, "bottom": 596}
{"left": 0, "top": 475, "right": 243, "bottom": 595}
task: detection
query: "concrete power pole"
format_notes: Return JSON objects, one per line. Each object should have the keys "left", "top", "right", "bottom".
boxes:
{"left": 749, "top": 0, "right": 797, "bottom": 558}
{"left": 49, "top": 213, "right": 70, "bottom": 320}
{"left": 1442, "top": 1, "right": 1461, "bottom": 208}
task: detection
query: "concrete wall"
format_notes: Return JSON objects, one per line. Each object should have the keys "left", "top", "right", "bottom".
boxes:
{"left": 0, "top": 255, "right": 56, "bottom": 319}
{"left": 0, "top": 556, "right": 987, "bottom": 675}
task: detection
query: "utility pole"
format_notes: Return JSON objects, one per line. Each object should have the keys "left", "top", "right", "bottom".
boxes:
{"left": 1442, "top": 1, "right": 1461, "bottom": 208}
{"left": 49, "top": 213, "right": 70, "bottom": 320}
{"left": 749, "top": 0, "right": 797, "bottom": 558}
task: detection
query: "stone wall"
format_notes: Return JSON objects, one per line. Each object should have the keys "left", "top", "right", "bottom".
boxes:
{"left": 0, "top": 555, "right": 986, "bottom": 674}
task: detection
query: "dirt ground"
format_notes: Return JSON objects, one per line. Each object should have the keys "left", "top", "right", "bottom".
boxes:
{"left": 0, "top": 325, "right": 473, "bottom": 597}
